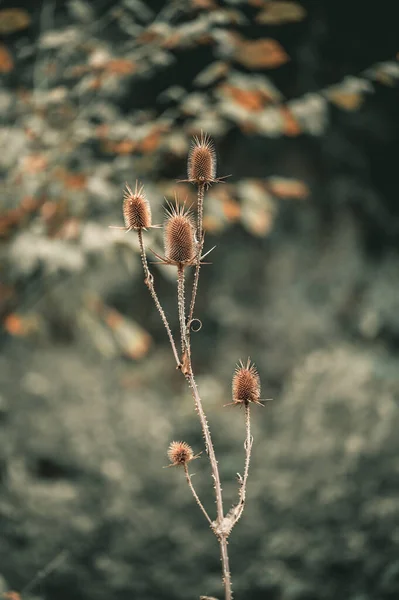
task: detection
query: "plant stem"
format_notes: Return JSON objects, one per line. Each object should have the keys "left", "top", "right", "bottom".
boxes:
{"left": 187, "top": 183, "right": 205, "bottom": 337}
{"left": 234, "top": 403, "right": 253, "bottom": 526}
{"left": 177, "top": 264, "right": 187, "bottom": 356}
{"left": 183, "top": 463, "right": 213, "bottom": 527}
{"left": 219, "top": 536, "right": 232, "bottom": 600}
{"left": 184, "top": 369, "right": 232, "bottom": 599}
{"left": 137, "top": 229, "right": 180, "bottom": 367}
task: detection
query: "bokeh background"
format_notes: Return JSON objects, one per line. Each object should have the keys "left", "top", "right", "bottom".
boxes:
{"left": 1, "top": 1, "right": 399, "bottom": 599}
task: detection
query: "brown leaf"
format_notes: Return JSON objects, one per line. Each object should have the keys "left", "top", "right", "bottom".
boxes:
{"left": 3, "top": 313, "right": 40, "bottom": 337}
{"left": 220, "top": 84, "right": 265, "bottom": 112}
{"left": 22, "top": 154, "right": 48, "bottom": 174}
{"left": 328, "top": 90, "right": 364, "bottom": 111}
{"left": 256, "top": 1, "right": 306, "bottom": 25}
{"left": 192, "top": 0, "right": 218, "bottom": 8}
{"left": 104, "top": 59, "right": 136, "bottom": 75}
{"left": 280, "top": 107, "right": 301, "bottom": 136}
{"left": 0, "top": 43, "right": 13, "bottom": 73}
{"left": 267, "top": 177, "right": 309, "bottom": 199}
{"left": 140, "top": 126, "right": 167, "bottom": 153}
{"left": 0, "top": 9, "right": 30, "bottom": 34}
{"left": 102, "top": 139, "right": 137, "bottom": 154}
{"left": 230, "top": 33, "right": 289, "bottom": 69}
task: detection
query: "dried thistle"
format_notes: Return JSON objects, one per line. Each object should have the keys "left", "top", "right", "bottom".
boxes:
{"left": 151, "top": 200, "right": 197, "bottom": 267}
{"left": 188, "top": 132, "right": 217, "bottom": 186}
{"left": 179, "top": 132, "right": 227, "bottom": 188}
{"left": 110, "top": 181, "right": 157, "bottom": 232}
{"left": 167, "top": 441, "right": 195, "bottom": 466}
{"left": 231, "top": 358, "right": 263, "bottom": 406}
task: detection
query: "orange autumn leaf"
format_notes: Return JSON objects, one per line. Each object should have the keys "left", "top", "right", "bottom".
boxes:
{"left": 268, "top": 177, "right": 309, "bottom": 199}
{"left": 105, "top": 309, "right": 123, "bottom": 329}
{"left": 56, "top": 169, "right": 87, "bottom": 190}
{"left": 221, "top": 84, "right": 265, "bottom": 111}
{"left": 140, "top": 127, "right": 166, "bottom": 153}
{"left": 0, "top": 43, "right": 13, "bottom": 73}
{"left": 103, "top": 139, "right": 137, "bottom": 154}
{"left": 256, "top": 1, "right": 306, "bottom": 25}
{"left": 3, "top": 592, "right": 22, "bottom": 600}
{"left": 22, "top": 154, "right": 48, "bottom": 174}
{"left": 222, "top": 196, "right": 241, "bottom": 222}
{"left": 230, "top": 34, "right": 289, "bottom": 70}
{"left": 191, "top": 0, "right": 217, "bottom": 8}
{"left": 104, "top": 59, "right": 136, "bottom": 75}
{"left": 280, "top": 107, "right": 301, "bottom": 136}
{"left": 0, "top": 9, "right": 30, "bottom": 34}
{"left": 3, "top": 314, "right": 37, "bottom": 337}
{"left": 328, "top": 91, "right": 363, "bottom": 111}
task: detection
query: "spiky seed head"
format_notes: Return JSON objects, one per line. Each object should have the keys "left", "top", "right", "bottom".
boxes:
{"left": 123, "top": 182, "right": 152, "bottom": 230}
{"left": 232, "top": 358, "right": 261, "bottom": 405}
{"left": 167, "top": 441, "right": 194, "bottom": 466}
{"left": 188, "top": 132, "right": 216, "bottom": 186}
{"left": 164, "top": 201, "right": 196, "bottom": 266}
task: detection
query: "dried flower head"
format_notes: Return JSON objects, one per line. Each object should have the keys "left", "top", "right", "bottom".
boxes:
{"left": 150, "top": 200, "right": 197, "bottom": 267}
{"left": 231, "top": 358, "right": 262, "bottom": 406}
{"left": 188, "top": 132, "right": 217, "bottom": 186}
{"left": 123, "top": 181, "right": 152, "bottom": 230}
{"left": 167, "top": 441, "right": 194, "bottom": 466}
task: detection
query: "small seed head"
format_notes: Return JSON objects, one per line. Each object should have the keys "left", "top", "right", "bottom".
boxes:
{"left": 187, "top": 132, "right": 216, "bottom": 186}
{"left": 232, "top": 358, "right": 261, "bottom": 405}
{"left": 164, "top": 201, "right": 196, "bottom": 266}
{"left": 167, "top": 441, "right": 194, "bottom": 466}
{"left": 123, "top": 182, "right": 152, "bottom": 230}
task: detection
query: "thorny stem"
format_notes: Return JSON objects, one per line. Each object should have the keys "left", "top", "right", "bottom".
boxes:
{"left": 234, "top": 403, "right": 253, "bottom": 525}
{"left": 184, "top": 369, "right": 233, "bottom": 600}
{"left": 177, "top": 265, "right": 187, "bottom": 357}
{"left": 220, "top": 536, "right": 232, "bottom": 600}
{"left": 183, "top": 463, "right": 213, "bottom": 527}
{"left": 137, "top": 229, "right": 180, "bottom": 367}
{"left": 187, "top": 183, "right": 205, "bottom": 339}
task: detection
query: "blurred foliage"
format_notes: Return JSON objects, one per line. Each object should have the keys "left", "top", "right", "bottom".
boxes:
{"left": 1, "top": 1, "right": 399, "bottom": 600}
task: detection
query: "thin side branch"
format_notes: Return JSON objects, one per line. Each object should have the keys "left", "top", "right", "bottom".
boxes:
{"left": 177, "top": 264, "right": 188, "bottom": 357}
{"left": 184, "top": 371, "right": 224, "bottom": 527}
{"left": 137, "top": 229, "right": 180, "bottom": 367}
{"left": 187, "top": 183, "right": 205, "bottom": 338}
{"left": 183, "top": 463, "right": 213, "bottom": 526}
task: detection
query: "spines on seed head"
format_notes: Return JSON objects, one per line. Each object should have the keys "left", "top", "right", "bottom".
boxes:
{"left": 164, "top": 200, "right": 196, "bottom": 266}
{"left": 232, "top": 358, "right": 261, "bottom": 406}
{"left": 187, "top": 132, "right": 216, "bottom": 186}
{"left": 167, "top": 441, "right": 194, "bottom": 466}
{"left": 123, "top": 181, "right": 152, "bottom": 230}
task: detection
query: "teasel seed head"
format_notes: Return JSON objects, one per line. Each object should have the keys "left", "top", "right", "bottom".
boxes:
{"left": 163, "top": 200, "right": 196, "bottom": 266}
{"left": 187, "top": 131, "right": 217, "bottom": 187}
{"left": 232, "top": 358, "right": 262, "bottom": 406}
{"left": 167, "top": 441, "right": 194, "bottom": 466}
{"left": 123, "top": 181, "right": 152, "bottom": 230}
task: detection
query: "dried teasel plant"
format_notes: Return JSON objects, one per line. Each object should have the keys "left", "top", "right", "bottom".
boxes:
{"left": 111, "top": 134, "right": 267, "bottom": 600}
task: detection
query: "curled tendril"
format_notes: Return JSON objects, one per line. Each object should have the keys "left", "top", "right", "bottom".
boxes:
{"left": 189, "top": 318, "right": 203, "bottom": 332}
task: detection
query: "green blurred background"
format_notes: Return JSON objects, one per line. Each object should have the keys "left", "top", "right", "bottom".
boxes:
{"left": 1, "top": 1, "right": 399, "bottom": 599}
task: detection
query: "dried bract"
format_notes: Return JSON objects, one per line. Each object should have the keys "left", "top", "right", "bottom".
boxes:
{"left": 167, "top": 441, "right": 194, "bottom": 466}
{"left": 232, "top": 358, "right": 262, "bottom": 406}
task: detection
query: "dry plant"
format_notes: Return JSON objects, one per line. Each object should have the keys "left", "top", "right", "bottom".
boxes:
{"left": 111, "top": 132, "right": 266, "bottom": 600}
